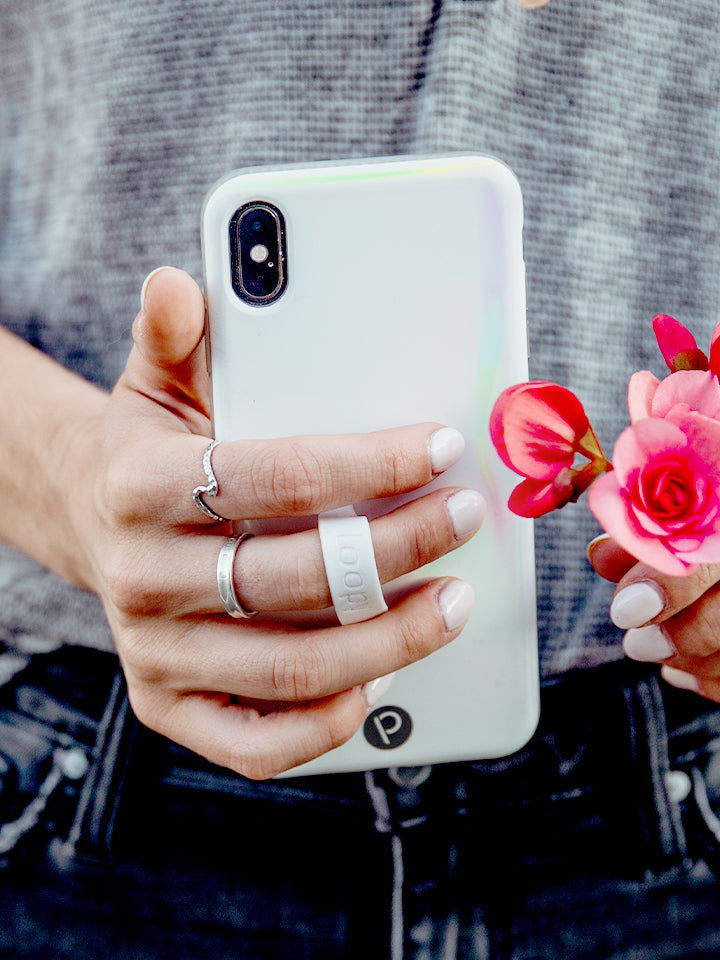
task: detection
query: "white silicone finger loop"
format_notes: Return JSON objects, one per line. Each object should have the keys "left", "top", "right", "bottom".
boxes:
{"left": 318, "top": 508, "right": 388, "bottom": 625}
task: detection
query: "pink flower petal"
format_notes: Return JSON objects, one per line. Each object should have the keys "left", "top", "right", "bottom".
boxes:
{"left": 627, "top": 371, "right": 660, "bottom": 423}
{"left": 611, "top": 418, "right": 689, "bottom": 486}
{"left": 629, "top": 502, "right": 671, "bottom": 537}
{"left": 674, "top": 409, "right": 720, "bottom": 470}
{"left": 653, "top": 314, "right": 697, "bottom": 367}
{"left": 674, "top": 531, "right": 720, "bottom": 564}
{"left": 490, "top": 381, "right": 591, "bottom": 481}
{"left": 507, "top": 471, "right": 575, "bottom": 518}
{"left": 669, "top": 536, "right": 705, "bottom": 552}
{"left": 651, "top": 370, "right": 720, "bottom": 421}
{"left": 710, "top": 322, "right": 720, "bottom": 378}
{"left": 652, "top": 314, "right": 708, "bottom": 372}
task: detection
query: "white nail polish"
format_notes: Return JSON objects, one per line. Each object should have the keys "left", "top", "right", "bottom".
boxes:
{"left": 661, "top": 666, "right": 700, "bottom": 694}
{"left": 438, "top": 580, "right": 474, "bottom": 631}
{"left": 362, "top": 673, "right": 395, "bottom": 708}
{"left": 429, "top": 428, "right": 465, "bottom": 474}
{"left": 623, "top": 625, "right": 675, "bottom": 662}
{"left": 610, "top": 581, "right": 665, "bottom": 629}
{"left": 446, "top": 490, "right": 487, "bottom": 540}
{"left": 140, "top": 265, "right": 174, "bottom": 310}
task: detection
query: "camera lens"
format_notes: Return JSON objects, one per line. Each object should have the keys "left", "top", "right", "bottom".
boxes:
{"left": 230, "top": 202, "right": 287, "bottom": 305}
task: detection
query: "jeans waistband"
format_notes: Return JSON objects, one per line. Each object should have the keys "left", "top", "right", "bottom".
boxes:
{"left": 3, "top": 649, "right": 720, "bottom": 879}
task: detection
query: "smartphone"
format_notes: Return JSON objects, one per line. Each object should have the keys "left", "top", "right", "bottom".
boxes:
{"left": 201, "top": 155, "right": 539, "bottom": 776}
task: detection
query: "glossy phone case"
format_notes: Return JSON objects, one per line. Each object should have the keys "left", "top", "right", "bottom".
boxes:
{"left": 201, "top": 155, "right": 539, "bottom": 776}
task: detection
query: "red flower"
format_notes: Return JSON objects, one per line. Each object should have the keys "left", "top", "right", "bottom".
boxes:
{"left": 489, "top": 381, "right": 608, "bottom": 518}
{"left": 652, "top": 314, "right": 709, "bottom": 373}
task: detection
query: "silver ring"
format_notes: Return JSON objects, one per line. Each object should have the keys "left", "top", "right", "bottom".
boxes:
{"left": 193, "top": 439, "right": 228, "bottom": 522}
{"left": 217, "top": 534, "right": 258, "bottom": 619}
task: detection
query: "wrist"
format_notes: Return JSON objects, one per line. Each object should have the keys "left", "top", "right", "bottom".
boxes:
{"left": 51, "top": 399, "right": 108, "bottom": 592}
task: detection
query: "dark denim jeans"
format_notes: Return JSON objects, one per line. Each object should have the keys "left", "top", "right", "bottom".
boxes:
{"left": 2, "top": 647, "right": 720, "bottom": 959}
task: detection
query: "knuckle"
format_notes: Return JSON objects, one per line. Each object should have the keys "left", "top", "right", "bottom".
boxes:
{"left": 101, "top": 547, "right": 168, "bottom": 617}
{"left": 124, "top": 677, "right": 167, "bottom": 729}
{"left": 96, "top": 463, "right": 139, "bottom": 526}
{"left": 252, "top": 443, "right": 326, "bottom": 515}
{"left": 119, "top": 628, "right": 168, "bottom": 684}
{"left": 227, "top": 743, "right": 277, "bottom": 781}
{"left": 270, "top": 642, "right": 327, "bottom": 701}
{"left": 406, "top": 513, "right": 445, "bottom": 570}
{"left": 380, "top": 442, "right": 425, "bottom": 495}
{"left": 323, "top": 708, "right": 361, "bottom": 755}
{"left": 289, "top": 551, "right": 331, "bottom": 609}
{"left": 695, "top": 564, "right": 720, "bottom": 593}
{"left": 695, "top": 608, "right": 720, "bottom": 656}
{"left": 389, "top": 445, "right": 418, "bottom": 490}
{"left": 394, "top": 609, "right": 440, "bottom": 666}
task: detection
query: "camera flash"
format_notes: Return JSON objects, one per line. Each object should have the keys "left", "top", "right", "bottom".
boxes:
{"left": 250, "top": 243, "right": 269, "bottom": 263}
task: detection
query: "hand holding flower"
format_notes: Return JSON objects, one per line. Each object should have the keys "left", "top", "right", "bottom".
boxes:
{"left": 490, "top": 314, "right": 720, "bottom": 577}
{"left": 589, "top": 533, "right": 720, "bottom": 703}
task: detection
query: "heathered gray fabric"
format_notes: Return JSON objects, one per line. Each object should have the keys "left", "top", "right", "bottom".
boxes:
{"left": 1, "top": 0, "right": 719, "bottom": 674}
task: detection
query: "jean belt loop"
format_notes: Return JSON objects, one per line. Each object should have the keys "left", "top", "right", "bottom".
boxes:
{"left": 50, "top": 668, "right": 138, "bottom": 868}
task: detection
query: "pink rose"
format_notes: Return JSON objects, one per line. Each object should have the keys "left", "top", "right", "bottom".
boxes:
{"left": 587, "top": 408, "right": 720, "bottom": 576}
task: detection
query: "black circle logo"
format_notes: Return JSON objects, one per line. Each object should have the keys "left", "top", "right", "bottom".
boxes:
{"left": 363, "top": 706, "right": 413, "bottom": 750}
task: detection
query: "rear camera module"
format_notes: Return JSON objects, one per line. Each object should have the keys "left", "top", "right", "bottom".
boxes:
{"left": 230, "top": 202, "right": 287, "bottom": 305}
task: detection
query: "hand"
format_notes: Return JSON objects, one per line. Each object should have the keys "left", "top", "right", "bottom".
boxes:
{"left": 66, "top": 267, "right": 483, "bottom": 779}
{"left": 588, "top": 534, "right": 720, "bottom": 702}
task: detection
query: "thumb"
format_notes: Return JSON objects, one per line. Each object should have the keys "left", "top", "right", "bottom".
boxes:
{"left": 586, "top": 534, "right": 637, "bottom": 583}
{"left": 127, "top": 266, "right": 210, "bottom": 417}
{"left": 133, "top": 266, "right": 205, "bottom": 367}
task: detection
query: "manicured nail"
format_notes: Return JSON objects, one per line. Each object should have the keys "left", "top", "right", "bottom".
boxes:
{"left": 429, "top": 428, "right": 465, "bottom": 474}
{"left": 623, "top": 625, "right": 675, "bottom": 662}
{"left": 661, "top": 666, "right": 700, "bottom": 694}
{"left": 438, "top": 580, "right": 474, "bottom": 631}
{"left": 586, "top": 534, "right": 611, "bottom": 564}
{"left": 610, "top": 581, "right": 665, "bottom": 629}
{"left": 140, "top": 266, "right": 174, "bottom": 311}
{"left": 362, "top": 673, "right": 395, "bottom": 709}
{"left": 446, "top": 490, "right": 487, "bottom": 540}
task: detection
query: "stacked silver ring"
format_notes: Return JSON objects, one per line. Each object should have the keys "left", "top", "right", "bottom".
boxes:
{"left": 192, "top": 439, "right": 228, "bottom": 522}
{"left": 216, "top": 533, "right": 258, "bottom": 618}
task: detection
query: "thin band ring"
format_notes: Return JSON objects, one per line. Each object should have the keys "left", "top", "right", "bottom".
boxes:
{"left": 217, "top": 533, "right": 258, "bottom": 618}
{"left": 193, "top": 439, "right": 228, "bottom": 522}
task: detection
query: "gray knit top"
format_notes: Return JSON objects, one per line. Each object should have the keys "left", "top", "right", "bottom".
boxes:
{"left": 1, "top": 0, "right": 719, "bottom": 678}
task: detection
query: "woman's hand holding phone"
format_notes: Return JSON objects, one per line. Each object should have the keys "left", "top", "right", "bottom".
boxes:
{"left": 72, "top": 267, "right": 482, "bottom": 779}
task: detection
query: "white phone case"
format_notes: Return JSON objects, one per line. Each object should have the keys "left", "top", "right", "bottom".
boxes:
{"left": 201, "top": 155, "right": 539, "bottom": 776}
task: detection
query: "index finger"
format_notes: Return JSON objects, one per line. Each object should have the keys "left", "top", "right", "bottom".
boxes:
{"left": 157, "top": 424, "right": 466, "bottom": 527}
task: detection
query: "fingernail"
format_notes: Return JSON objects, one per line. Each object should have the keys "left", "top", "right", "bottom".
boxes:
{"left": 623, "top": 625, "right": 675, "bottom": 662}
{"left": 586, "top": 533, "right": 610, "bottom": 564}
{"left": 610, "top": 581, "right": 665, "bottom": 629}
{"left": 429, "top": 428, "right": 465, "bottom": 474}
{"left": 661, "top": 666, "right": 700, "bottom": 694}
{"left": 362, "top": 673, "right": 395, "bottom": 709}
{"left": 140, "top": 266, "right": 174, "bottom": 311}
{"left": 438, "top": 580, "right": 474, "bottom": 631}
{"left": 446, "top": 489, "right": 487, "bottom": 540}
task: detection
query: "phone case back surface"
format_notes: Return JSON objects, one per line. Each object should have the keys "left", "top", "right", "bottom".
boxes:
{"left": 202, "top": 155, "right": 539, "bottom": 775}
